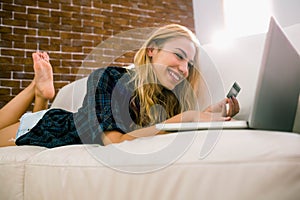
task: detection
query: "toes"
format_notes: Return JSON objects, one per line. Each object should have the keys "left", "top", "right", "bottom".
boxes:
{"left": 32, "top": 52, "right": 40, "bottom": 63}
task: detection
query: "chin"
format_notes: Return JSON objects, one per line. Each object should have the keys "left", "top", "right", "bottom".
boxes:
{"left": 162, "top": 83, "right": 175, "bottom": 91}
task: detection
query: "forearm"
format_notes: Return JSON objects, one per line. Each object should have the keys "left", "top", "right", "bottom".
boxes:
{"left": 102, "top": 110, "right": 230, "bottom": 145}
{"left": 102, "top": 125, "right": 168, "bottom": 145}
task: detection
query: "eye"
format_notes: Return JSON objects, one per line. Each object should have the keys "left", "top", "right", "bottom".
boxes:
{"left": 174, "top": 52, "right": 184, "bottom": 60}
{"left": 188, "top": 62, "right": 194, "bottom": 69}
{"left": 174, "top": 53, "right": 194, "bottom": 68}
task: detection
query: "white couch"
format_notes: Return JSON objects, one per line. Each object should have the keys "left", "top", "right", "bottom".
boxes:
{"left": 0, "top": 24, "right": 300, "bottom": 200}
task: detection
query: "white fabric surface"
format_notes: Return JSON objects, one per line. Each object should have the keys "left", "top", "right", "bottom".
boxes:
{"left": 0, "top": 130, "right": 299, "bottom": 200}
{"left": 16, "top": 110, "right": 49, "bottom": 140}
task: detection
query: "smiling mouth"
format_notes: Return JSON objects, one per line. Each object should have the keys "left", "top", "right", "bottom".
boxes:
{"left": 167, "top": 68, "right": 181, "bottom": 82}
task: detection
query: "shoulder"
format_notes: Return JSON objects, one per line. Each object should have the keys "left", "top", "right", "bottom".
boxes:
{"left": 88, "top": 67, "right": 134, "bottom": 92}
{"left": 91, "top": 66, "right": 129, "bottom": 80}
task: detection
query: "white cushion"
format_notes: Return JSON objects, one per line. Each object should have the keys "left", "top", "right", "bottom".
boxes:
{"left": 51, "top": 77, "right": 87, "bottom": 112}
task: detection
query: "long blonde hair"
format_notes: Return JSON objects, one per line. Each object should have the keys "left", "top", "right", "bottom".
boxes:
{"left": 130, "top": 24, "right": 202, "bottom": 126}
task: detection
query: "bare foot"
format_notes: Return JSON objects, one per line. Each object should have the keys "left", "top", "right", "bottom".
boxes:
{"left": 32, "top": 52, "right": 55, "bottom": 100}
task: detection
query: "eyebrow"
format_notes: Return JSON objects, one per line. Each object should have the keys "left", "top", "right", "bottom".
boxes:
{"left": 175, "top": 48, "right": 187, "bottom": 58}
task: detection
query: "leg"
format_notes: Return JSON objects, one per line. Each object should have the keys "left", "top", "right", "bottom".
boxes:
{"left": 0, "top": 82, "right": 35, "bottom": 130}
{"left": 0, "top": 123, "right": 19, "bottom": 147}
{"left": 0, "top": 52, "right": 55, "bottom": 142}
{"left": 32, "top": 52, "right": 55, "bottom": 112}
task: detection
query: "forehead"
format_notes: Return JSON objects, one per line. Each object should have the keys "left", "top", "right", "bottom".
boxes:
{"left": 162, "top": 37, "right": 196, "bottom": 59}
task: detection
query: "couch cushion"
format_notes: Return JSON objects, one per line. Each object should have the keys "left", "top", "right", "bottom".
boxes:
{"left": 51, "top": 77, "right": 88, "bottom": 112}
{"left": 23, "top": 130, "right": 300, "bottom": 200}
{"left": 0, "top": 146, "right": 46, "bottom": 200}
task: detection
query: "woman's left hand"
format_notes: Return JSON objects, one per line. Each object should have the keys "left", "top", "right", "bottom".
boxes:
{"left": 205, "top": 97, "right": 240, "bottom": 118}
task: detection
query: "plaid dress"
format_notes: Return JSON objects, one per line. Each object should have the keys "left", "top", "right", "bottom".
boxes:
{"left": 16, "top": 67, "right": 135, "bottom": 148}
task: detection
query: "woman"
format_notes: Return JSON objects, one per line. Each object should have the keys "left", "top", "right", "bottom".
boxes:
{"left": 0, "top": 24, "right": 239, "bottom": 148}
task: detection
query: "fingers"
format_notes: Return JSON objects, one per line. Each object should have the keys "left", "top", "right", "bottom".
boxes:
{"left": 203, "top": 97, "right": 240, "bottom": 119}
{"left": 226, "top": 96, "right": 240, "bottom": 117}
{"left": 221, "top": 102, "right": 227, "bottom": 117}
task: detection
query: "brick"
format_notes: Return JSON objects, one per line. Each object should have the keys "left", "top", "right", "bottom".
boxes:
{"left": 14, "top": 27, "right": 36, "bottom": 35}
{"left": 0, "top": 80, "right": 21, "bottom": 87}
{"left": 72, "top": 40, "right": 93, "bottom": 47}
{"left": 0, "top": 0, "right": 13, "bottom": 3}
{"left": 72, "top": 0, "right": 91, "bottom": 6}
{"left": 23, "top": 64, "right": 35, "bottom": 72}
{"left": 53, "top": 66, "right": 70, "bottom": 74}
{"left": 0, "top": 63, "right": 23, "bottom": 71}
{"left": 13, "top": 72, "right": 34, "bottom": 80}
{"left": 3, "top": 18, "right": 26, "bottom": 27}
{"left": 49, "top": 52, "right": 72, "bottom": 60}
{"left": 71, "top": 67, "right": 92, "bottom": 75}
{"left": 0, "top": 88, "right": 11, "bottom": 95}
{"left": 72, "top": 26, "right": 93, "bottom": 34}
{"left": 38, "top": 15, "right": 60, "bottom": 24}
{"left": 51, "top": 10, "right": 72, "bottom": 18}
{"left": 0, "top": 57, "right": 13, "bottom": 63}
{"left": 72, "top": 54, "right": 88, "bottom": 60}
{"left": 27, "top": 7, "right": 49, "bottom": 16}
{"left": 14, "top": 0, "right": 37, "bottom": 6}
{"left": 60, "top": 4, "right": 81, "bottom": 12}
{"left": 0, "top": 40, "right": 13, "bottom": 48}
{"left": 1, "top": 49, "right": 25, "bottom": 57}
{"left": 51, "top": 24, "right": 72, "bottom": 32}
{"left": 0, "top": 10, "right": 12, "bottom": 19}
{"left": 14, "top": 13, "right": 37, "bottom": 21}
{"left": 61, "top": 32, "right": 81, "bottom": 40}
{"left": 13, "top": 42, "right": 38, "bottom": 50}
{"left": 0, "top": 71, "right": 11, "bottom": 79}
{"left": 39, "top": 44, "right": 61, "bottom": 52}
{"left": 62, "top": 60, "right": 82, "bottom": 67}
{"left": 38, "top": 1, "right": 60, "bottom": 9}
{"left": 50, "top": 60, "right": 61, "bottom": 68}
{"left": 1, "top": 33, "right": 24, "bottom": 42}
{"left": 52, "top": 0, "right": 72, "bottom": 4}
{"left": 61, "top": 18, "right": 82, "bottom": 27}
{"left": 26, "top": 36, "right": 49, "bottom": 44}
{"left": 27, "top": 21, "right": 50, "bottom": 29}
{"left": 0, "top": 26, "right": 12, "bottom": 33}
{"left": 61, "top": 46, "right": 83, "bottom": 53}
{"left": 38, "top": 30, "right": 59, "bottom": 37}
{"left": 83, "top": 20, "right": 103, "bottom": 28}
{"left": 14, "top": 57, "right": 33, "bottom": 65}
{"left": 2, "top": 4, "right": 26, "bottom": 12}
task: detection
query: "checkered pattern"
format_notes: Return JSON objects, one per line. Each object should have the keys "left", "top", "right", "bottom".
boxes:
{"left": 16, "top": 67, "right": 133, "bottom": 148}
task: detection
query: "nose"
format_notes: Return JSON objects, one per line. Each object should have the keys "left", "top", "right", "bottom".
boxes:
{"left": 178, "top": 60, "right": 189, "bottom": 77}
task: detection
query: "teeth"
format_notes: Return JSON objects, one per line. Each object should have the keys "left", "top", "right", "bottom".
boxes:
{"left": 169, "top": 70, "right": 180, "bottom": 81}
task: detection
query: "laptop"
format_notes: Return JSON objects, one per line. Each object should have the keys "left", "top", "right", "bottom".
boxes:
{"left": 156, "top": 17, "right": 300, "bottom": 132}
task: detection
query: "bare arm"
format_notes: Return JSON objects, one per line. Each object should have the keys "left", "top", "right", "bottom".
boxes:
{"left": 102, "top": 108, "right": 233, "bottom": 145}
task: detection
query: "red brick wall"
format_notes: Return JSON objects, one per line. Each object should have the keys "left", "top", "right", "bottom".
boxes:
{"left": 0, "top": 0, "right": 194, "bottom": 109}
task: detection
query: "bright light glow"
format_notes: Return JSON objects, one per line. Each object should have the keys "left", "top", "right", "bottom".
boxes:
{"left": 211, "top": 30, "right": 234, "bottom": 49}
{"left": 212, "top": 0, "right": 272, "bottom": 45}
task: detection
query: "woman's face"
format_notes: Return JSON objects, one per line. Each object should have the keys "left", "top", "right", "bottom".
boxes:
{"left": 147, "top": 37, "right": 196, "bottom": 90}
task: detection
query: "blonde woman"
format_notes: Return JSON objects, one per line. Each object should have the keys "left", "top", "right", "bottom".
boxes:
{"left": 0, "top": 24, "right": 239, "bottom": 148}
